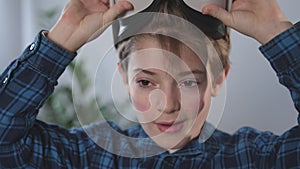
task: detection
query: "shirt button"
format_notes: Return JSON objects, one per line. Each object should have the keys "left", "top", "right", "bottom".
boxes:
{"left": 3, "top": 77, "right": 8, "bottom": 84}
{"left": 29, "top": 43, "right": 35, "bottom": 51}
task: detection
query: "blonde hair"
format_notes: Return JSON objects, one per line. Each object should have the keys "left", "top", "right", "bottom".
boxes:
{"left": 116, "top": 0, "right": 231, "bottom": 75}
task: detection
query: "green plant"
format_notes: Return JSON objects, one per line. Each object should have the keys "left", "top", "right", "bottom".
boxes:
{"left": 39, "top": 59, "right": 123, "bottom": 129}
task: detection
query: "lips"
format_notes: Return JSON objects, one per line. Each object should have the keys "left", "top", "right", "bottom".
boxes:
{"left": 156, "top": 121, "right": 184, "bottom": 133}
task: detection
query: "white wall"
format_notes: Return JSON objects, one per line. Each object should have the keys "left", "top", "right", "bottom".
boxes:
{"left": 0, "top": 0, "right": 22, "bottom": 72}
{"left": 0, "top": 0, "right": 299, "bottom": 135}
{"left": 0, "top": 0, "right": 67, "bottom": 73}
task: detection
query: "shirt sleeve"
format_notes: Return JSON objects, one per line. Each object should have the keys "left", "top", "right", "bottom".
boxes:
{"left": 256, "top": 21, "right": 300, "bottom": 168}
{"left": 259, "top": 21, "right": 300, "bottom": 123}
{"left": 0, "top": 31, "right": 76, "bottom": 145}
{"left": 0, "top": 31, "right": 101, "bottom": 168}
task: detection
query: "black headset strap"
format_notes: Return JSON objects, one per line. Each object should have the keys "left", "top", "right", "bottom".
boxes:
{"left": 113, "top": 0, "right": 227, "bottom": 46}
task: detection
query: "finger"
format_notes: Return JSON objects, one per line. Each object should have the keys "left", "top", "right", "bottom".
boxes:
{"left": 202, "top": 4, "right": 233, "bottom": 27}
{"left": 101, "top": 0, "right": 109, "bottom": 6}
{"left": 103, "top": 1, "right": 133, "bottom": 23}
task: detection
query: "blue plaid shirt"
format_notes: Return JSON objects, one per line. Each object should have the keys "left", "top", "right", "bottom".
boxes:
{"left": 1, "top": 22, "right": 300, "bottom": 169}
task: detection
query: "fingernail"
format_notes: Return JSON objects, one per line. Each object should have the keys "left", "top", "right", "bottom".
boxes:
{"left": 123, "top": 2, "right": 133, "bottom": 10}
{"left": 202, "top": 7, "right": 209, "bottom": 14}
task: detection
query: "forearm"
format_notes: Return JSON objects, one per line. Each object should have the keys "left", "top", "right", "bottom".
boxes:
{"left": 0, "top": 31, "right": 76, "bottom": 145}
{"left": 260, "top": 21, "right": 300, "bottom": 122}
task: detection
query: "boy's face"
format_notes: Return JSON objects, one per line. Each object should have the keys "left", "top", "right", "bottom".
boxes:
{"left": 118, "top": 38, "right": 226, "bottom": 149}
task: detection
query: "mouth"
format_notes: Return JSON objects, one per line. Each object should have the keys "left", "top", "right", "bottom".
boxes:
{"left": 156, "top": 121, "right": 184, "bottom": 133}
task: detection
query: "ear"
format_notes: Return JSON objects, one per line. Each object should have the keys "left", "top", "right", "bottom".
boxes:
{"left": 211, "top": 66, "right": 230, "bottom": 97}
{"left": 118, "top": 62, "right": 130, "bottom": 94}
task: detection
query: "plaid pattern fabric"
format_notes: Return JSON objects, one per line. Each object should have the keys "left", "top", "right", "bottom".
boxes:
{"left": 0, "top": 21, "right": 300, "bottom": 168}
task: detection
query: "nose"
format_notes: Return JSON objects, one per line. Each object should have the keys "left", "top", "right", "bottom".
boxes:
{"left": 154, "top": 84, "right": 181, "bottom": 114}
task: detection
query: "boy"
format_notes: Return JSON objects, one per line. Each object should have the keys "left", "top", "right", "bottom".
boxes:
{"left": 0, "top": 0, "right": 299, "bottom": 168}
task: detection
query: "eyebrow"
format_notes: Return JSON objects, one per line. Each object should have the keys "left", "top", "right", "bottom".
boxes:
{"left": 133, "top": 68, "right": 205, "bottom": 77}
{"left": 177, "top": 70, "right": 206, "bottom": 77}
{"left": 133, "top": 68, "right": 157, "bottom": 75}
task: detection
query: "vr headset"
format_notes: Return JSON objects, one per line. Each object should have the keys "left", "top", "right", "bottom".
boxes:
{"left": 111, "top": 0, "right": 232, "bottom": 45}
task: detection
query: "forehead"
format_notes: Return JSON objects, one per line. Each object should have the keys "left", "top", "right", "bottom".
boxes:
{"left": 127, "top": 37, "right": 206, "bottom": 74}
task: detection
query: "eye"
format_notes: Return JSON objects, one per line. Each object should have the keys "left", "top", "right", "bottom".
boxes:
{"left": 178, "top": 80, "right": 200, "bottom": 88}
{"left": 137, "top": 80, "right": 153, "bottom": 88}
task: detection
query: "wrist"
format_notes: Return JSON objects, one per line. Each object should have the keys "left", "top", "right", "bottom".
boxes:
{"left": 47, "top": 20, "right": 83, "bottom": 53}
{"left": 258, "top": 21, "right": 293, "bottom": 45}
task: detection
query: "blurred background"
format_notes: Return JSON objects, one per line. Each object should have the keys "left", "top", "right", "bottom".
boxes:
{"left": 0, "top": 0, "right": 299, "bottom": 134}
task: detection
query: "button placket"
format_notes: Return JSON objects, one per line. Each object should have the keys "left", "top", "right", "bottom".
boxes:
{"left": 164, "top": 156, "right": 173, "bottom": 163}
{"left": 2, "top": 60, "right": 19, "bottom": 84}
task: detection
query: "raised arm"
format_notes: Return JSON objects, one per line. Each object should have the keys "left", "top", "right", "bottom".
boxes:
{"left": 204, "top": 1, "right": 300, "bottom": 168}
{"left": 203, "top": 0, "right": 300, "bottom": 118}
{"left": 0, "top": 0, "right": 132, "bottom": 168}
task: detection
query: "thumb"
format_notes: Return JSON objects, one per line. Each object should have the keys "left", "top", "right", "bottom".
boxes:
{"left": 103, "top": 1, "right": 133, "bottom": 23}
{"left": 202, "top": 4, "right": 233, "bottom": 27}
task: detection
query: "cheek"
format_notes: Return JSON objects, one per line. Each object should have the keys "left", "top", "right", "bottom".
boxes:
{"left": 130, "top": 87, "right": 165, "bottom": 124}
{"left": 180, "top": 87, "right": 210, "bottom": 116}
{"left": 130, "top": 88, "right": 150, "bottom": 112}
{"left": 181, "top": 96, "right": 204, "bottom": 117}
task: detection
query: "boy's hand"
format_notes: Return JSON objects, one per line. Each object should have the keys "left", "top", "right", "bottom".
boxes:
{"left": 47, "top": 0, "right": 132, "bottom": 52}
{"left": 202, "top": 0, "right": 293, "bottom": 44}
